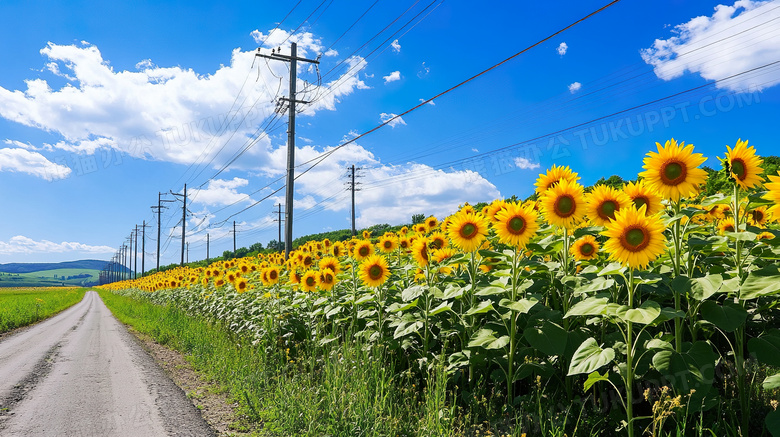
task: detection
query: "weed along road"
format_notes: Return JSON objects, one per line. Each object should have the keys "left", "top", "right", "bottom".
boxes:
{"left": 0, "top": 290, "right": 214, "bottom": 436}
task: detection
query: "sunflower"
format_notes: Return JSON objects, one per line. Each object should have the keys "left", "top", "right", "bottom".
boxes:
{"left": 288, "top": 270, "right": 302, "bottom": 285}
{"left": 639, "top": 139, "right": 707, "bottom": 202}
{"left": 757, "top": 231, "right": 775, "bottom": 241}
{"left": 726, "top": 139, "right": 763, "bottom": 190}
{"left": 398, "top": 237, "right": 411, "bottom": 252}
{"left": 400, "top": 226, "right": 409, "bottom": 235}
{"left": 447, "top": 211, "right": 490, "bottom": 252}
{"left": 485, "top": 200, "right": 508, "bottom": 223}
{"left": 433, "top": 247, "right": 458, "bottom": 264}
{"left": 412, "top": 238, "right": 430, "bottom": 267}
{"left": 585, "top": 185, "right": 631, "bottom": 226}
{"left": 362, "top": 230, "right": 372, "bottom": 239}
{"left": 266, "top": 266, "right": 281, "bottom": 285}
{"left": 201, "top": 277, "right": 209, "bottom": 287}
{"left": 494, "top": 202, "right": 539, "bottom": 247}
{"left": 332, "top": 242, "right": 346, "bottom": 258}
{"left": 352, "top": 240, "right": 374, "bottom": 261}
{"left": 428, "top": 232, "right": 448, "bottom": 250}
{"left": 377, "top": 236, "right": 398, "bottom": 253}
{"left": 746, "top": 206, "right": 769, "bottom": 227}
{"left": 318, "top": 256, "right": 341, "bottom": 274}
{"left": 425, "top": 216, "right": 439, "bottom": 231}
{"left": 358, "top": 255, "right": 391, "bottom": 288}
{"left": 622, "top": 180, "right": 663, "bottom": 217}
{"left": 414, "top": 224, "right": 428, "bottom": 234}
{"left": 300, "top": 270, "right": 319, "bottom": 292}
{"left": 718, "top": 217, "right": 736, "bottom": 234}
{"left": 602, "top": 205, "right": 667, "bottom": 270}
{"left": 763, "top": 173, "right": 780, "bottom": 217}
{"left": 540, "top": 178, "right": 586, "bottom": 229}
{"left": 318, "top": 268, "right": 337, "bottom": 292}
{"left": 570, "top": 235, "right": 600, "bottom": 261}
{"left": 461, "top": 203, "right": 476, "bottom": 215}
{"left": 535, "top": 164, "right": 580, "bottom": 195}
{"left": 214, "top": 278, "right": 226, "bottom": 288}
{"left": 301, "top": 254, "right": 314, "bottom": 268}
{"left": 234, "top": 277, "right": 249, "bottom": 294}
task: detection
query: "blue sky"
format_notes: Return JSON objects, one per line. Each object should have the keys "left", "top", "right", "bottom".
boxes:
{"left": 0, "top": 0, "right": 778, "bottom": 266}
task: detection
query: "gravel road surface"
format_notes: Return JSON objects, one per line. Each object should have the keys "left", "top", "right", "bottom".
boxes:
{"left": 0, "top": 290, "right": 214, "bottom": 436}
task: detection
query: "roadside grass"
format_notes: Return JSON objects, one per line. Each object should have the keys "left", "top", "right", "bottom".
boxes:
{"left": 0, "top": 287, "right": 87, "bottom": 334}
{"left": 98, "top": 289, "right": 478, "bottom": 437}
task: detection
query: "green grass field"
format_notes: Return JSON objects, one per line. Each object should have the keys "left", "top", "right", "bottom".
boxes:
{"left": 0, "top": 268, "right": 101, "bottom": 287}
{"left": 0, "top": 287, "right": 88, "bottom": 333}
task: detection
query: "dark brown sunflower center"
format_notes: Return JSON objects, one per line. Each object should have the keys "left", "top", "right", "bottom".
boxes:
{"left": 384, "top": 241, "right": 392, "bottom": 248}
{"left": 508, "top": 216, "right": 526, "bottom": 234}
{"left": 580, "top": 243, "right": 594, "bottom": 255}
{"left": 432, "top": 238, "right": 444, "bottom": 249}
{"left": 622, "top": 227, "right": 649, "bottom": 252}
{"left": 460, "top": 223, "right": 478, "bottom": 239}
{"left": 270, "top": 271, "right": 278, "bottom": 280}
{"left": 359, "top": 247, "right": 370, "bottom": 256}
{"left": 751, "top": 210, "right": 764, "bottom": 222}
{"left": 661, "top": 161, "right": 686, "bottom": 185}
{"left": 724, "top": 224, "right": 735, "bottom": 232}
{"left": 306, "top": 277, "right": 316, "bottom": 286}
{"left": 323, "top": 273, "right": 333, "bottom": 283}
{"left": 420, "top": 246, "right": 429, "bottom": 261}
{"left": 304, "top": 256, "right": 312, "bottom": 266}
{"left": 369, "top": 265, "right": 383, "bottom": 280}
{"left": 598, "top": 200, "right": 618, "bottom": 220}
{"left": 632, "top": 196, "right": 648, "bottom": 210}
{"left": 554, "top": 195, "right": 576, "bottom": 218}
{"left": 731, "top": 158, "right": 746, "bottom": 180}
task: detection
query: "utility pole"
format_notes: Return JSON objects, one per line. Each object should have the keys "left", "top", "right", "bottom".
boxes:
{"left": 206, "top": 233, "right": 210, "bottom": 263}
{"left": 232, "top": 221, "right": 237, "bottom": 255}
{"left": 152, "top": 192, "right": 175, "bottom": 271}
{"left": 169, "top": 185, "right": 187, "bottom": 266}
{"left": 256, "top": 42, "right": 319, "bottom": 258}
{"left": 128, "top": 233, "right": 134, "bottom": 280}
{"left": 140, "top": 221, "right": 149, "bottom": 277}
{"left": 186, "top": 242, "right": 189, "bottom": 264}
{"left": 122, "top": 244, "right": 127, "bottom": 281}
{"left": 346, "top": 165, "right": 362, "bottom": 236}
{"left": 133, "top": 225, "right": 139, "bottom": 279}
{"left": 273, "top": 204, "right": 285, "bottom": 250}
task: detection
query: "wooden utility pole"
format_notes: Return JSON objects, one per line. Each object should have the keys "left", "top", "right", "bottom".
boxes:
{"left": 256, "top": 43, "right": 319, "bottom": 258}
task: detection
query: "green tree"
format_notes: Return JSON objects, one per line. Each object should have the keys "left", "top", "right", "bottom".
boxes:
{"left": 411, "top": 214, "right": 425, "bottom": 224}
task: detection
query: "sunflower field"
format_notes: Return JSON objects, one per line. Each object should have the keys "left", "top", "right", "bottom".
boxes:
{"left": 100, "top": 139, "right": 780, "bottom": 436}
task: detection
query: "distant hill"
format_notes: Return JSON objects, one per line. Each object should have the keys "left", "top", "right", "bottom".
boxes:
{"left": 0, "top": 259, "right": 110, "bottom": 274}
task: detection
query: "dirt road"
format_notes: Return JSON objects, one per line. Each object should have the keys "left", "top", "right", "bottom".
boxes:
{"left": 0, "top": 290, "right": 214, "bottom": 436}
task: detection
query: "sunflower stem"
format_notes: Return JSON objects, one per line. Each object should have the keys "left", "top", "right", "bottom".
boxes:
{"left": 672, "top": 201, "right": 683, "bottom": 353}
{"left": 732, "top": 182, "right": 750, "bottom": 433}
{"left": 507, "top": 248, "right": 519, "bottom": 405}
{"left": 625, "top": 268, "right": 636, "bottom": 437}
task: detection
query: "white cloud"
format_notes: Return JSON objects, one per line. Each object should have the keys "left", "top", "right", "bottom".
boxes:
{"left": 354, "top": 164, "right": 500, "bottom": 228}
{"left": 380, "top": 112, "right": 406, "bottom": 128}
{"left": 417, "top": 62, "right": 430, "bottom": 78}
{"left": 0, "top": 235, "right": 114, "bottom": 255}
{"left": 0, "top": 147, "right": 71, "bottom": 180}
{"left": 514, "top": 157, "right": 540, "bottom": 170}
{"left": 641, "top": 0, "right": 780, "bottom": 92}
{"left": 189, "top": 177, "right": 252, "bottom": 206}
{"left": 568, "top": 82, "right": 582, "bottom": 93}
{"left": 0, "top": 34, "right": 370, "bottom": 170}
{"left": 391, "top": 39, "right": 401, "bottom": 53}
{"left": 419, "top": 98, "right": 435, "bottom": 106}
{"left": 471, "top": 148, "right": 479, "bottom": 153}
{"left": 557, "top": 42, "right": 568, "bottom": 56}
{"left": 278, "top": 141, "right": 501, "bottom": 229}
{"left": 383, "top": 70, "right": 401, "bottom": 83}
